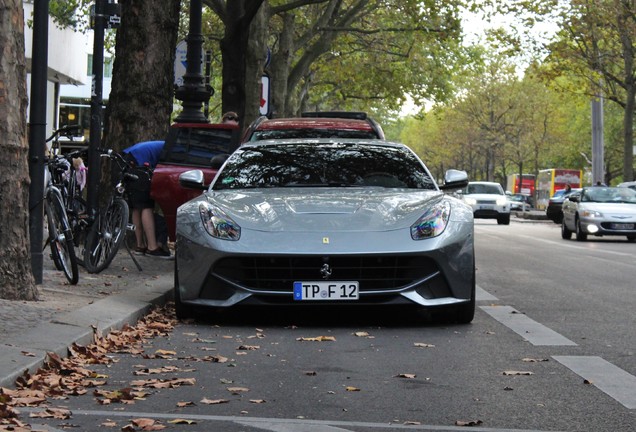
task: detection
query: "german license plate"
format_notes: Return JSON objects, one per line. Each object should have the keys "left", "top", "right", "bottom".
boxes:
{"left": 293, "top": 281, "right": 359, "bottom": 301}
{"left": 611, "top": 223, "right": 634, "bottom": 230}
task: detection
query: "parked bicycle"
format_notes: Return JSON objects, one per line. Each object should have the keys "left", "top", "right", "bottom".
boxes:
{"left": 83, "top": 149, "right": 140, "bottom": 273}
{"left": 43, "top": 127, "right": 81, "bottom": 284}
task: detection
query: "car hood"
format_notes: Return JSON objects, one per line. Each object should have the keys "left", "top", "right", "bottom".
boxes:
{"left": 580, "top": 202, "right": 636, "bottom": 216}
{"left": 464, "top": 193, "right": 505, "bottom": 201}
{"left": 200, "top": 188, "right": 451, "bottom": 232}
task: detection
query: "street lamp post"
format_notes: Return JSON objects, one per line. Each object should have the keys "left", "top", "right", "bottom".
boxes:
{"left": 28, "top": 0, "right": 49, "bottom": 284}
{"left": 174, "top": 0, "right": 211, "bottom": 123}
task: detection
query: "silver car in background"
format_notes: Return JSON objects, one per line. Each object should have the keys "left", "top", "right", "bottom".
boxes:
{"left": 561, "top": 186, "right": 636, "bottom": 242}
{"left": 174, "top": 139, "right": 475, "bottom": 323}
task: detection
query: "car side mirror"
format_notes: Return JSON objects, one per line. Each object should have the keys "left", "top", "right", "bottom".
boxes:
{"left": 179, "top": 169, "right": 207, "bottom": 190}
{"left": 568, "top": 195, "right": 580, "bottom": 203}
{"left": 440, "top": 169, "right": 468, "bottom": 191}
{"left": 210, "top": 153, "right": 229, "bottom": 170}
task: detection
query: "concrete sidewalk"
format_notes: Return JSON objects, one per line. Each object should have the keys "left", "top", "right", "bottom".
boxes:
{"left": 0, "top": 248, "right": 174, "bottom": 388}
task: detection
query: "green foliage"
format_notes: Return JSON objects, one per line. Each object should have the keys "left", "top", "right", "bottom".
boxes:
{"left": 48, "top": 0, "right": 91, "bottom": 31}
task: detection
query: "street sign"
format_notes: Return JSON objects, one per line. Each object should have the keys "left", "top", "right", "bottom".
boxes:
{"left": 260, "top": 74, "right": 270, "bottom": 116}
{"left": 174, "top": 40, "right": 204, "bottom": 88}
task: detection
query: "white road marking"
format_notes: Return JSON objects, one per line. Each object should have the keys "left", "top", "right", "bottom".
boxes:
{"left": 491, "top": 230, "right": 635, "bottom": 259}
{"left": 553, "top": 356, "right": 636, "bottom": 409}
{"left": 476, "top": 285, "right": 498, "bottom": 301}
{"left": 21, "top": 408, "right": 562, "bottom": 432}
{"left": 480, "top": 305, "right": 577, "bottom": 346}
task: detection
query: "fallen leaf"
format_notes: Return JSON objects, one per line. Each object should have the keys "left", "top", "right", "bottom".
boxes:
{"left": 177, "top": 401, "right": 195, "bottom": 407}
{"left": 404, "top": 421, "right": 421, "bottom": 425}
{"left": 168, "top": 418, "right": 197, "bottom": 425}
{"left": 522, "top": 357, "right": 549, "bottom": 363}
{"left": 227, "top": 387, "right": 249, "bottom": 393}
{"left": 345, "top": 386, "right": 360, "bottom": 392}
{"left": 396, "top": 374, "right": 417, "bottom": 379}
{"left": 304, "top": 371, "right": 317, "bottom": 376}
{"left": 502, "top": 370, "right": 534, "bottom": 376}
{"left": 354, "top": 332, "right": 370, "bottom": 337}
{"left": 296, "top": 336, "right": 336, "bottom": 342}
{"left": 414, "top": 343, "right": 435, "bottom": 348}
{"left": 455, "top": 419, "right": 483, "bottom": 426}
{"left": 237, "top": 345, "right": 260, "bottom": 350}
{"left": 21, "top": 351, "right": 36, "bottom": 357}
{"left": 249, "top": 399, "right": 266, "bottom": 404}
{"left": 584, "top": 379, "right": 593, "bottom": 385}
{"left": 200, "top": 398, "right": 229, "bottom": 405}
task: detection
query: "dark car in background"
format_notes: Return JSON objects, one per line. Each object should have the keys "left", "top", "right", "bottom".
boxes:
{"left": 546, "top": 188, "right": 580, "bottom": 224}
{"left": 150, "top": 123, "right": 239, "bottom": 241}
{"left": 241, "top": 111, "right": 385, "bottom": 142}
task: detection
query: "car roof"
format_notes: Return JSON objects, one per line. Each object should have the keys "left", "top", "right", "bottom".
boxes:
{"left": 243, "top": 111, "right": 385, "bottom": 141}
{"left": 468, "top": 181, "right": 500, "bottom": 186}
{"left": 253, "top": 117, "right": 375, "bottom": 131}
{"left": 239, "top": 138, "right": 406, "bottom": 149}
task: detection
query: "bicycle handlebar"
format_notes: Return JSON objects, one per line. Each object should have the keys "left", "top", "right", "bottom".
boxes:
{"left": 46, "top": 125, "right": 83, "bottom": 143}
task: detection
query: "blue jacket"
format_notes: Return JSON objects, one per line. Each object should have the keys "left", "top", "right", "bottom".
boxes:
{"left": 123, "top": 140, "right": 164, "bottom": 168}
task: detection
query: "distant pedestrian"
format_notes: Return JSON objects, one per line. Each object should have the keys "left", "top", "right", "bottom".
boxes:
{"left": 123, "top": 140, "right": 171, "bottom": 258}
{"left": 221, "top": 111, "right": 239, "bottom": 125}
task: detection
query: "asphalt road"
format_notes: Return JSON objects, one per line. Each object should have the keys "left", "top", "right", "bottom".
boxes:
{"left": 21, "top": 220, "right": 636, "bottom": 432}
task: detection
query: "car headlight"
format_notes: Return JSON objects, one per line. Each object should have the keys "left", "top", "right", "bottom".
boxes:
{"left": 464, "top": 197, "right": 477, "bottom": 205}
{"left": 199, "top": 202, "right": 241, "bottom": 240}
{"left": 581, "top": 209, "right": 603, "bottom": 218}
{"left": 496, "top": 197, "right": 508, "bottom": 206}
{"left": 411, "top": 201, "right": 451, "bottom": 240}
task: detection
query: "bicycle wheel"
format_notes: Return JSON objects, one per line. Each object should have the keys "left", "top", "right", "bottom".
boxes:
{"left": 45, "top": 188, "right": 79, "bottom": 284}
{"left": 84, "top": 197, "right": 129, "bottom": 273}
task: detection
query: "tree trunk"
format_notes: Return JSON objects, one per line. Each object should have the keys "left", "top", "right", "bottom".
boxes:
{"left": 244, "top": 2, "right": 268, "bottom": 127}
{"left": 104, "top": 0, "right": 181, "bottom": 151}
{"left": 0, "top": 0, "right": 37, "bottom": 300}
{"left": 623, "top": 86, "right": 635, "bottom": 182}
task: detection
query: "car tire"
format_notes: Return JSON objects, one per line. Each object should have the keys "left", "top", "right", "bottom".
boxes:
{"left": 627, "top": 235, "right": 636, "bottom": 243}
{"left": 561, "top": 219, "right": 572, "bottom": 239}
{"left": 497, "top": 214, "right": 510, "bottom": 225}
{"left": 575, "top": 217, "right": 587, "bottom": 241}
{"left": 454, "top": 257, "right": 475, "bottom": 324}
{"left": 173, "top": 257, "right": 195, "bottom": 320}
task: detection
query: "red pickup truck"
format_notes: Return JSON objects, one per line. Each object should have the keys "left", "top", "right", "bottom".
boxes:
{"left": 150, "top": 122, "right": 239, "bottom": 241}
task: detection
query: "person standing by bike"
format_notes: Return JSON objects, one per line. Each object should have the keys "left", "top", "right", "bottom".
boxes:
{"left": 122, "top": 140, "right": 171, "bottom": 258}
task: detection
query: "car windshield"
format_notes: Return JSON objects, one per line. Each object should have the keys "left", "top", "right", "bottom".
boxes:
{"left": 582, "top": 187, "right": 636, "bottom": 203}
{"left": 465, "top": 184, "right": 503, "bottom": 195}
{"left": 250, "top": 129, "right": 378, "bottom": 141}
{"left": 213, "top": 142, "right": 436, "bottom": 190}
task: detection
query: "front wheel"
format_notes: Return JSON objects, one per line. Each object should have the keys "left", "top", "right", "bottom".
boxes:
{"left": 575, "top": 217, "right": 587, "bottom": 241}
{"left": 561, "top": 218, "right": 572, "bottom": 239}
{"left": 84, "top": 197, "right": 129, "bottom": 273}
{"left": 174, "top": 256, "right": 195, "bottom": 320}
{"left": 45, "top": 189, "right": 79, "bottom": 284}
{"left": 497, "top": 214, "right": 510, "bottom": 225}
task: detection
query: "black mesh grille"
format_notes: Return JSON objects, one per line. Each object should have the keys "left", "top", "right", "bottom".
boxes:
{"left": 213, "top": 255, "right": 439, "bottom": 292}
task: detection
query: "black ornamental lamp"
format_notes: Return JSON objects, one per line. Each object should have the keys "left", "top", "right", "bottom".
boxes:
{"left": 175, "top": 0, "right": 212, "bottom": 123}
